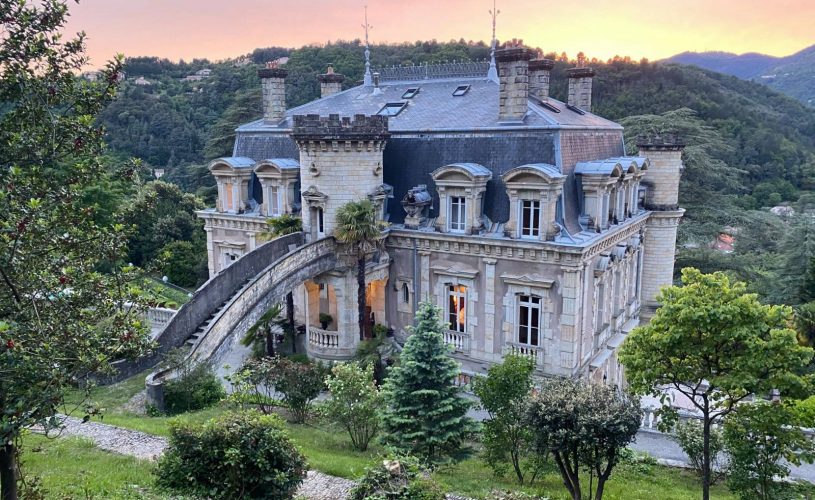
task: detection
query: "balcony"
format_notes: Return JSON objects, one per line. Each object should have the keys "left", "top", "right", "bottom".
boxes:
{"left": 504, "top": 342, "right": 544, "bottom": 366}
{"left": 444, "top": 331, "right": 470, "bottom": 353}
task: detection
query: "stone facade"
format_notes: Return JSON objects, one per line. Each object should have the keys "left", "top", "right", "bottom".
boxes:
{"left": 194, "top": 53, "right": 684, "bottom": 385}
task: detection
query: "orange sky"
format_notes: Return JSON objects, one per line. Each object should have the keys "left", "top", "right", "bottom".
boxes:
{"left": 65, "top": 0, "right": 815, "bottom": 68}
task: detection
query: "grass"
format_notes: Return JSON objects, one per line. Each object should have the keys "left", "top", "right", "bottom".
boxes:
{"left": 20, "top": 434, "right": 160, "bottom": 499}
{"left": 57, "top": 372, "right": 742, "bottom": 499}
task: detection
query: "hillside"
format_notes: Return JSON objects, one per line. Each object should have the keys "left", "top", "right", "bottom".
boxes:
{"left": 666, "top": 44, "right": 815, "bottom": 106}
{"left": 98, "top": 41, "right": 815, "bottom": 303}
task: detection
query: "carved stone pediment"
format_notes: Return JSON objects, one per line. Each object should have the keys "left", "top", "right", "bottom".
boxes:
{"left": 302, "top": 185, "right": 328, "bottom": 208}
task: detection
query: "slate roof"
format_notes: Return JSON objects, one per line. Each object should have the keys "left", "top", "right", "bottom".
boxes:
{"left": 210, "top": 156, "right": 256, "bottom": 169}
{"left": 236, "top": 77, "right": 622, "bottom": 134}
{"left": 259, "top": 158, "right": 300, "bottom": 169}
{"left": 504, "top": 163, "right": 565, "bottom": 180}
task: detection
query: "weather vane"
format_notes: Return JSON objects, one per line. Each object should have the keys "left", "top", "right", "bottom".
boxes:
{"left": 487, "top": 0, "right": 500, "bottom": 82}
{"left": 363, "top": 5, "right": 374, "bottom": 86}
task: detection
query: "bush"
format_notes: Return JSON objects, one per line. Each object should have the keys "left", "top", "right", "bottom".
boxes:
{"left": 671, "top": 419, "right": 724, "bottom": 484}
{"left": 791, "top": 395, "right": 815, "bottom": 427}
{"left": 322, "top": 363, "right": 382, "bottom": 451}
{"left": 349, "top": 457, "right": 445, "bottom": 500}
{"left": 226, "top": 357, "right": 281, "bottom": 414}
{"left": 275, "top": 356, "right": 327, "bottom": 423}
{"left": 156, "top": 410, "right": 307, "bottom": 499}
{"left": 163, "top": 364, "right": 225, "bottom": 415}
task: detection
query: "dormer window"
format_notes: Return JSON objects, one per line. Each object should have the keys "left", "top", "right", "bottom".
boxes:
{"left": 452, "top": 85, "right": 470, "bottom": 96}
{"left": 431, "top": 163, "right": 492, "bottom": 235}
{"left": 402, "top": 87, "right": 420, "bottom": 99}
{"left": 501, "top": 164, "right": 565, "bottom": 241}
{"left": 377, "top": 102, "right": 407, "bottom": 116}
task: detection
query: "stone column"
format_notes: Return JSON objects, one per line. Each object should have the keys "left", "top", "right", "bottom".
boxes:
{"left": 483, "top": 258, "right": 497, "bottom": 359}
{"left": 496, "top": 47, "right": 531, "bottom": 122}
{"left": 204, "top": 226, "right": 216, "bottom": 278}
{"left": 559, "top": 267, "right": 584, "bottom": 375}
{"left": 258, "top": 66, "right": 287, "bottom": 124}
{"left": 419, "top": 250, "right": 431, "bottom": 302}
{"left": 567, "top": 67, "right": 594, "bottom": 112}
{"left": 640, "top": 211, "right": 684, "bottom": 323}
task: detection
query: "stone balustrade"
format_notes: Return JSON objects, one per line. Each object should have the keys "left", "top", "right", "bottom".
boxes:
{"left": 504, "top": 342, "right": 545, "bottom": 366}
{"left": 309, "top": 327, "right": 340, "bottom": 349}
{"left": 146, "top": 307, "right": 176, "bottom": 333}
{"left": 444, "top": 331, "right": 470, "bottom": 353}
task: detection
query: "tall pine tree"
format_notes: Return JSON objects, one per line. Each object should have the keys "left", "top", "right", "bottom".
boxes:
{"left": 380, "top": 301, "right": 476, "bottom": 463}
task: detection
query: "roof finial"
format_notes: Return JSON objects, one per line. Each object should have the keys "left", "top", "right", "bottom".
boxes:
{"left": 362, "top": 5, "right": 373, "bottom": 86}
{"left": 487, "top": 0, "right": 500, "bottom": 82}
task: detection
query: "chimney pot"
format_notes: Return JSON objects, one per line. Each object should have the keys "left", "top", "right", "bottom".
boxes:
{"left": 495, "top": 46, "right": 531, "bottom": 122}
{"left": 528, "top": 59, "right": 554, "bottom": 100}
{"left": 258, "top": 66, "right": 288, "bottom": 123}
{"left": 567, "top": 66, "right": 594, "bottom": 112}
{"left": 318, "top": 64, "right": 345, "bottom": 98}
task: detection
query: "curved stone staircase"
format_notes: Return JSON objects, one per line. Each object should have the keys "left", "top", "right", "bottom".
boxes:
{"left": 145, "top": 235, "right": 339, "bottom": 411}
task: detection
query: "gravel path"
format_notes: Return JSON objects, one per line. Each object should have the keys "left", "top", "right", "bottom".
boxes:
{"left": 46, "top": 416, "right": 359, "bottom": 499}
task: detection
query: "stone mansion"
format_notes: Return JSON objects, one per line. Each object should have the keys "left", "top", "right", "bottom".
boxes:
{"left": 195, "top": 46, "right": 684, "bottom": 385}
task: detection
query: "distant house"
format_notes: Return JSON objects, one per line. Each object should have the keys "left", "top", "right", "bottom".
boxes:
{"left": 770, "top": 205, "right": 795, "bottom": 217}
{"left": 133, "top": 76, "right": 152, "bottom": 86}
{"left": 182, "top": 68, "right": 213, "bottom": 82}
{"left": 712, "top": 233, "right": 735, "bottom": 253}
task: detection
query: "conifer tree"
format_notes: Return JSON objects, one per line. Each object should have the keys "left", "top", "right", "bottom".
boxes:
{"left": 380, "top": 301, "right": 476, "bottom": 463}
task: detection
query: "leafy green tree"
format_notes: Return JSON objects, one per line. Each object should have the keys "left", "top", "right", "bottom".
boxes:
{"left": 380, "top": 301, "right": 476, "bottom": 463}
{"left": 273, "top": 357, "right": 327, "bottom": 423}
{"left": 794, "top": 301, "right": 815, "bottom": 346}
{"left": 0, "top": 2, "right": 152, "bottom": 497}
{"left": 619, "top": 268, "right": 814, "bottom": 500}
{"left": 241, "top": 303, "right": 286, "bottom": 357}
{"left": 335, "top": 200, "right": 385, "bottom": 341}
{"left": 723, "top": 402, "right": 815, "bottom": 500}
{"left": 525, "top": 379, "right": 641, "bottom": 500}
{"left": 321, "top": 362, "right": 382, "bottom": 451}
{"left": 473, "top": 355, "right": 539, "bottom": 483}
{"left": 156, "top": 240, "right": 207, "bottom": 287}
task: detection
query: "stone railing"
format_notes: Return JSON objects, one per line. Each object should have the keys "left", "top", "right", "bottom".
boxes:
{"left": 146, "top": 307, "right": 176, "bottom": 334}
{"left": 309, "top": 327, "right": 340, "bottom": 349}
{"left": 146, "top": 237, "right": 339, "bottom": 411}
{"left": 504, "top": 342, "right": 544, "bottom": 366}
{"left": 444, "top": 331, "right": 470, "bottom": 353}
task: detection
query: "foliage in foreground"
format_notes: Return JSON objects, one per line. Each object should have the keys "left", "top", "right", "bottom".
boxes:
{"left": 321, "top": 362, "right": 382, "bottom": 451}
{"left": 526, "top": 378, "right": 641, "bottom": 500}
{"left": 380, "top": 301, "right": 476, "bottom": 463}
{"left": 349, "top": 457, "right": 445, "bottom": 500}
{"left": 473, "top": 354, "right": 541, "bottom": 483}
{"left": 620, "top": 267, "right": 814, "bottom": 500}
{"left": 723, "top": 402, "right": 815, "bottom": 500}
{"left": 155, "top": 410, "right": 307, "bottom": 499}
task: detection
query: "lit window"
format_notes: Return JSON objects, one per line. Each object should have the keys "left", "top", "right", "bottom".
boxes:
{"left": 449, "top": 196, "right": 466, "bottom": 233}
{"left": 377, "top": 102, "right": 407, "bottom": 116}
{"left": 402, "top": 88, "right": 420, "bottom": 99}
{"left": 447, "top": 284, "right": 467, "bottom": 333}
{"left": 269, "top": 186, "right": 281, "bottom": 216}
{"left": 518, "top": 295, "right": 541, "bottom": 346}
{"left": 401, "top": 282, "right": 410, "bottom": 304}
{"left": 520, "top": 200, "right": 541, "bottom": 238}
{"left": 452, "top": 85, "right": 470, "bottom": 96}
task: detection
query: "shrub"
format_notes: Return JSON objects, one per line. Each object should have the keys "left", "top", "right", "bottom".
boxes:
{"left": 473, "top": 355, "right": 539, "bottom": 483}
{"left": 163, "top": 364, "right": 225, "bottom": 415}
{"left": 671, "top": 419, "right": 724, "bottom": 484}
{"left": 321, "top": 362, "right": 382, "bottom": 451}
{"left": 723, "top": 402, "right": 815, "bottom": 500}
{"left": 226, "top": 357, "right": 281, "bottom": 414}
{"left": 349, "top": 457, "right": 445, "bottom": 500}
{"left": 791, "top": 395, "right": 815, "bottom": 427}
{"left": 156, "top": 410, "right": 307, "bottom": 499}
{"left": 275, "top": 356, "right": 327, "bottom": 423}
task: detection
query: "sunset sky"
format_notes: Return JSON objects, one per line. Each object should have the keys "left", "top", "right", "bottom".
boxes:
{"left": 65, "top": 0, "right": 815, "bottom": 67}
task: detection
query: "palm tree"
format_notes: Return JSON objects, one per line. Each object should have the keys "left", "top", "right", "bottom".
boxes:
{"left": 335, "top": 200, "right": 385, "bottom": 341}
{"left": 261, "top": 214, "right": 303, "bottom": 352}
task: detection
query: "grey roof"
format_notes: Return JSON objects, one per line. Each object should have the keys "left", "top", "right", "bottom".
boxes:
{"left": 210, "top": 156, "right": 255, "bottom": 169}
{"left": 236, "top": 78, "right": 622, "bottom": 134}
{"left": 433, "top": 162, "right": 492, "bottom": 179}
{"left": 503, "top": 163, "right": 564, "bottom": 180}
{"left": 259, "top": 158, "right": 300, "bottom": 169}
{"left": 575, "top": 159, "right": 625, "bottom": 177}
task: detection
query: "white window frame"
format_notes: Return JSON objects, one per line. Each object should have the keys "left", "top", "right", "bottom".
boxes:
{"left": 517, "top": 294, "right": 542, "bottom": 347}
{"left": 268, "top": 185, "right": 282, "bottom": 216}
{"left": 519, "top": 199, "right": 541, "bottom": 239}
{"left": 449, "top": 196, "right": 466, "bottom": 233}
{"left": 446, "top": 284, "right": 467, "bottom": 333}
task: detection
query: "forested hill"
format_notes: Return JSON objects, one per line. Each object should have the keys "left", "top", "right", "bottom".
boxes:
{"left": 99, "top": 40, "right": 815, "bottom": 304}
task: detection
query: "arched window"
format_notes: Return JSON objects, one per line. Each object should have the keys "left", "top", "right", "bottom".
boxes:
{"left": 401, "top": 282, "right": 410, "bottom": 304}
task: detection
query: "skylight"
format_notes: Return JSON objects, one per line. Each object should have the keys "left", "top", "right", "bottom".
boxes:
{"left": 452, "top": 85, "right": 471, "bottom": 96}
{"left": 566, "top": 104, "right": 586, "bottom": 115}
{"left": 377, "top": 102, "right": 407, "bottom": 117}
{"left": 402, "top": 87, "right": 420, "bottom": 99}
{"left": 537, "top": 99, "right": 561, "bottom": 113}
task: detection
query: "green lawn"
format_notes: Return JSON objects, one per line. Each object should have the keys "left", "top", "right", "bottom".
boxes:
{"left": 53, "top": 373, "right": 744, "bottom": 499}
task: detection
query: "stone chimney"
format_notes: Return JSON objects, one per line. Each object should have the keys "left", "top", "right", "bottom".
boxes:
{"left": 258, "top": 63, "right": 287, "bottom": 124}
{"left": 317, "top": 64, "right": 345, "bottom": 98}
{"left": 495, "top": 46, "right": 532, "bottom": 122}
{"left": 567, "top": 62, "right": 594, "bottom": 112}
{"left": 528, "top": 59, "right": 554, "bottom": 100}
{"left": 636, "top": 134, "right": 685, "bottom": 211}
